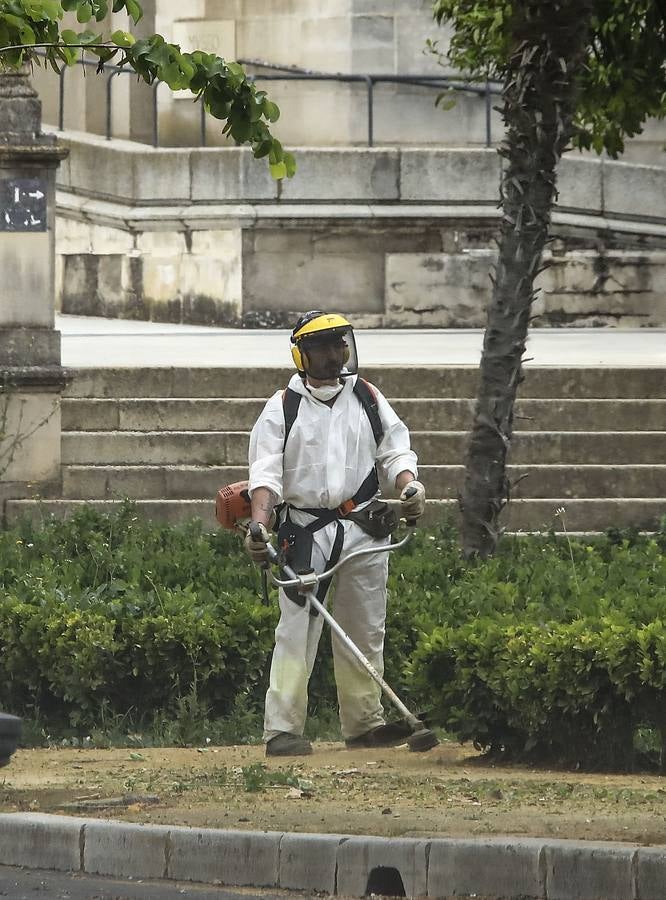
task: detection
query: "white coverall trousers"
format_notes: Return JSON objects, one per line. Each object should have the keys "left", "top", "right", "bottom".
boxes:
{"left": 264, "top": 518, "right": 389, "bottom": 742}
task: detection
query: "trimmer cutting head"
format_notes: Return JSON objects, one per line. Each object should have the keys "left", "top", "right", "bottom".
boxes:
{"left": 407, "top": 724, "right": 439, "bottom": 753}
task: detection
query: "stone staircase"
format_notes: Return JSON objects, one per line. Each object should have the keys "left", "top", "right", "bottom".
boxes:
{"left": 5, "top": 366, "right": 666, "bottom": 532}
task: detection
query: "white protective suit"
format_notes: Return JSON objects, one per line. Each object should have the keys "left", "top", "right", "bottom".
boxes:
{"left": 248, "top": 373, "right": 418, "bottom": 742}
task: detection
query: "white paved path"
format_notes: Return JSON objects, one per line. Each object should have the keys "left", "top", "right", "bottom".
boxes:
{"left": 57, "top": 314, "right": 666, "bottom": 368}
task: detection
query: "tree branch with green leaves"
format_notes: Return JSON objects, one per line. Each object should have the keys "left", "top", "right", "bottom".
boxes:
{"left": 432, "top": 0, "right": 665, "bottom": 558}
{"left": 0, "top": 0, "right": 295, "bottom": 178}
{"left": 433, "top": 0, "right": 666, "bottom": 158}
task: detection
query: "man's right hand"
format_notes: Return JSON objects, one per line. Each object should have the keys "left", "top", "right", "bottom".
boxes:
{"left": 244, "top": 521, "right": 271, "bottom": 564}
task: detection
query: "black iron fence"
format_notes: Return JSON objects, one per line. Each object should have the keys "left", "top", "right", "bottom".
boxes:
{"left": 46, "top": 53, "right": 502, "bottom": 149}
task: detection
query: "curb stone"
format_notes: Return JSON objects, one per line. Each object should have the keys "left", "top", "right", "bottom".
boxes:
{"left": 168, "top": 827, "right": 281, "bottom": 887}
{"left": 0, "top": 813, "right": 661, "bottom": 899}
{"left": 427, "top": 837, "right": 546, "bottom": 898}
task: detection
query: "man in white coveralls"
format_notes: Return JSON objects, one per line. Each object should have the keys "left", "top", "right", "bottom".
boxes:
{"left": 245, "top": 311, "right": 426, "bottom": 757}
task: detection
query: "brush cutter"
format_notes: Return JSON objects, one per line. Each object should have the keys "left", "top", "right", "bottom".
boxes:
{"left": 252, "top": 519, "right": 439, "bottom": 753}
{"left": 216, "top": 480, "right": 438, "bottom": 752}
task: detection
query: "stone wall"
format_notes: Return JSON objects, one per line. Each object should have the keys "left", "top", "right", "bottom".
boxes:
{"left": 28, "top": 2, "right": 666, "bottom": 164}
{"left": 53, "top": 131, "right": 666, "bottom": 328}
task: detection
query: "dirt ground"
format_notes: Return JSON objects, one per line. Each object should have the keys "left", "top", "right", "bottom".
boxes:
{"left": 2, "top": 739, "right": 666, "bottom": 845}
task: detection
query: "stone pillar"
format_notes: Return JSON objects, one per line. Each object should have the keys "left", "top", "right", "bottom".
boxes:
{"left": 0, "top": 68, "right": 69, "bottom": 511}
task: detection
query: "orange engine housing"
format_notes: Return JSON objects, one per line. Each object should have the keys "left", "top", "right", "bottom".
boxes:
{"left": 216, "top": 481, "right": 252, "bottom": 530}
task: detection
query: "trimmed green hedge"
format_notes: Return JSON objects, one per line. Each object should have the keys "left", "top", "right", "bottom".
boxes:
{"left": 405, "top": 520, "right": 666, "bottom": 769}
{"left": 1, "top": 505, "right": 665, "bottom": 768}
{"left": 0, "top": 506, "right": 276, "bottom": 729}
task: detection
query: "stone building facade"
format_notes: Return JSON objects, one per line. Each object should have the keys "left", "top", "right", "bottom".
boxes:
{"left": 30, "top": 1, "right": 666, "bottom": 165}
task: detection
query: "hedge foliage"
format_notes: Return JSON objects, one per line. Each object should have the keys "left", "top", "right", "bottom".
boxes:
{"left": 405, "top": 520, "right": 666, "bottom": 769}
{"left": 0, "top": 505, "right": 276, "bottom": 730}
{"left": 1, "top": 505, "right": 665, "bottom": 768}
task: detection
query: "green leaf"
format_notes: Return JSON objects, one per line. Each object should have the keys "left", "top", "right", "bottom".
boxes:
{"left": 125, "top": 0, "right": 143, "bottom": 24}
{"left": 270, "top": 161, "right": 287, "bottom": 180}
{"left": 268, "top": 138, "right": 283, "bottom": 166}
{"left": 112, "top": 29, "right": 136, "bottom": 48}
{"left": 77, "top": 30, "right": 103, "bottom": 45}
{"left": 226, "top": 61, "right": 245, "bottom": 80}
{"left": 283, "top": 151, "right": 297, "bottom": 178}
{"left": 77, "top": 2, "right": 93, "bottom": 23}
{"left": 262, "top": 100, "right": 280, "bottom": 123}
{"left": 253, "top": 139, "right": 273, "bottom": 159}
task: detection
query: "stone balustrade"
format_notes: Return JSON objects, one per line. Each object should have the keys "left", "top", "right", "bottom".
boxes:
{"left": 53, "top": 130, "right": 666, "bottom": 327}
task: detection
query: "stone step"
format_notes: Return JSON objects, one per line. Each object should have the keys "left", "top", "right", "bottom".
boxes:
{"left": 61, "top": 430, "right": 666, "bottom": 466}
{"left": 61, "top": 464, "right": 666, "bottom": 501}
{"left": 61, "top": 397, "right": 666, "bottom": 433}
{"left": 6, "top": 497, "right": 665, "bottom": 532}
{"left": 63, "top": 366, "right": 666, "bottom": 400}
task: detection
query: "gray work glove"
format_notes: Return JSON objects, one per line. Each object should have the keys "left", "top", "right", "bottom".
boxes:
{"left": 400, "top": 480, "right": 426, "bottom": 520}
{"left": 244, "top": 521, "right": 271, "bottom": 564}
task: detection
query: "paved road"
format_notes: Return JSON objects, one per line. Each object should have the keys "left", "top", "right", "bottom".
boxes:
{"left": 0, "top": 866, "right": 327, "bottom": 900}
{"left": 56, "top": 314, "right": 666, "bottom": 368}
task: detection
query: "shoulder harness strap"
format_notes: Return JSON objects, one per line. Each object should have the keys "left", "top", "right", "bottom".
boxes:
{"left": 282, "top": 379, "right": 383, "bottom": 451}
{"left": 353, "top": 378, "right": 384, "bottom": 445}
{"left": 282, "top": 388, "right": 303, "bottom": 451}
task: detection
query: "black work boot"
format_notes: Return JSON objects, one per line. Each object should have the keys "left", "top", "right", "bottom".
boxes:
{"left": 345, "top": 721, "right": 412, "bottom": 749}
{"left": 266, "top": 732, "right": 313, "bottom": 757}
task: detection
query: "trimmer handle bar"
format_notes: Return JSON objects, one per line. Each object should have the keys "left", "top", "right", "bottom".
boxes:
{"left": 263, "top": 530, "right": 413, "bottom": 590}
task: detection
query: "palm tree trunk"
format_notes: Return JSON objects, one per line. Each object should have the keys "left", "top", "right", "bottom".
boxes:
{"left": 461, "top": 0, "right": 594, "bottom": 558}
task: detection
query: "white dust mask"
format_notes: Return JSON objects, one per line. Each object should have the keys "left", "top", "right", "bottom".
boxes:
{"left": 307, "top": 380, "right": 344, "bottom": 402}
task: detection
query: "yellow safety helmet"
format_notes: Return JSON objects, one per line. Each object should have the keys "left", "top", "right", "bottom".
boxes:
{"left": 290, "top": 310, "right": 358, "bottom": 376}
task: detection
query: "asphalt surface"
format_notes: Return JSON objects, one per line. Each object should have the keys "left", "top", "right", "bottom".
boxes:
{"left": 56, "top": 314, "right": 666, "bottom": 368}
{"left": 0, "top": 866, "right": 327, "bottom": 900}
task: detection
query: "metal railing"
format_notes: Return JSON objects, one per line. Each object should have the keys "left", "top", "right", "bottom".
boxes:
{"left": 47, "top": 52, "right": 502, "bottom": 149}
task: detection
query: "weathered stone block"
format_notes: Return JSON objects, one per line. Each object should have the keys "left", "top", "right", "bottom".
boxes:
{"left": 0, "top": 390, "right": 62, "bottom": 482}
{"left": 142, "top": 256, "right": 181, "bottom": 305}
{"left": 279, "top": 833, "right": 346, "bottom": 893}
{"left": 63, "top": 137, "right": 136, "bottom": 201}
{"left": 244, "top": 229, "right": 385, "bottom": 313}
{"left": 386, "top": 250, "right": 494, "bottom": 326}
{"left": 84, "top": 820, "right": 169, "bottom": 880}
{"left": 0, "top": 327, "right": 60, "bottom": 367}
{"left": 544, "top": 840, "right": 637, "bottom": 900}
{"left": 191, "top": 148, "right": 242, "bottom": 201}
{"left": 1, "top": 232, "right": 53, "bottom": 326}
{"left": 427, "top": 838, "right": 546, "bottom": 899}
{"left": 132, "top": 149, "right": 192, "bottom": 203}
{"left": 557, "top": 157, "right": 603, "bottom": 213}
{"left": 351, "top": 14, "right": 395, "bottom": 73}
{"left": 280, "top": 149, "right": 399, "bottom": 201}
{"left": 57, "top": 217, "right": 93, "bottom": 255}
{"left": 241, "top": 148, "right": 279, "bottom": 200}
{"left": 0, "top": 813, "right": 85, "bottom": 871}
{"left": 637, "top": 846, "right": 666, "bottom": 900}
{"left": 180, "top": 255, "right": 242, "bottom": 315}
{"left": 191, "top": 229, "right": 242, "bottom": 259}
{"left": 62, "top": 464, "right": 167, "bottom": 500}
{"left": 603, "top": 159, "right": 666, "bottom": 221}
{"left": 136, "top": 231, "right": 186, "bottom": 255}
{"left": 336, "top": 836, "right": 428, "bottom": 898}
{"left": 400, "top": 149, "right": 501, "bottom": 202}
{"left": 168, "top": 827, "right": 281, "bottom": 886}
{"left": 539, "top": 250, "right": 666, "bottom": 326}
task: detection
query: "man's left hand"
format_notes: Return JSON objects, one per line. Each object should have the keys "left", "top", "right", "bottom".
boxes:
{"left": 400, "top": 480, "right": 426, "bottom": 520}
